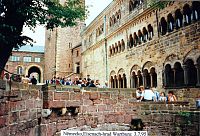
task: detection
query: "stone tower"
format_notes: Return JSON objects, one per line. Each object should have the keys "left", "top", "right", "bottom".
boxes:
{"left": 44, "top": 0, "right": 85, "bottom": 80}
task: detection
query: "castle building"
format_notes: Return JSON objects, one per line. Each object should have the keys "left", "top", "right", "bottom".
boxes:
{"left": 81, "top": 0, "right": 200, "bottom": 90}
{"left": 44, "top": 0, "right": 85, "bottom": 80}
{"left": 4, "top": 46, "right": 44, "bottom": 83}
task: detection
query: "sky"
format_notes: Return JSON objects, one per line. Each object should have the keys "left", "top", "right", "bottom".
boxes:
{"left": 22, "top": 0, "right": 112, "bottom": 46}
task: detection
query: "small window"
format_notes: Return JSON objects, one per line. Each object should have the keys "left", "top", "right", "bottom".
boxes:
{"left": 76, "top": 51, "right": 79, "bottom": 57}
{"left": 23, "top": 56, "right": 32, "bottom": 62}
{"left": 34, "top": 58, "right": 40, "bottom": 62}
{"left": 17, "top": 66, "right": 23, "bottom": 75}
{"left": 10, "top": 56, "right": 20, "bottom": 62}
{"left": 69, "top": 64, "right": 70, "bottom": 68}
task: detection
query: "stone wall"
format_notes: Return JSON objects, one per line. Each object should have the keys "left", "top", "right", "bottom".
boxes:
{"left": 45, "top": 23, "right": 85, "bottom": 79}
{"left": 0, "top": 80, "right": 199, "bottom": 136}
{"left": 81, "top": 0, "right": 200, "bottom": 89}
{"left": 42, "top": 86, "right": 200, "bottom": 136}
{"left": 5, "top": 50, "right": 45, "bottom": 82}
{"left": 0, "top": 82, "right": 43, "bottom": 136}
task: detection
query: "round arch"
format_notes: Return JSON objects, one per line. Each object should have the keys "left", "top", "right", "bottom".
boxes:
{"left": 15, "top": 65, "right": 24, "bottom": 75}
{"left": 110, "top": 70, "right": 116, "bottom": 77}
{"left": 117, "top": 68, "right": 125, "bottom": 76}
{"left": 142, "top": 61, "right": 155, "bottom": 72}
{"left": 130, "top": 64, "right": 141, "bottom": 74}
{"left": 164, "top": 54, "right": 181, "bottom": 68}
{"left": 183, "top": 48, "right": 200, "bottom": 65}
{"left": 26, "top": 65, "right": 43, "bottom": 83}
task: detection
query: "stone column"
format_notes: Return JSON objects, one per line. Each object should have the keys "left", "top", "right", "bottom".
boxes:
{"left": 173, "top": 68, "right": 176, "bottom": 87}
{"left": 121, "top": 78, "right": 124, "bottom": 88}
{"left": 195, "top": 64, "right": 200, "bottom": 86}
{"left": 137, "top": 75, "right": 140, "bottom": 87}
{"left": 132, "top": 76, "right": 136, "bottom": 88}
{"left": 150, "top": 73, "right": 153, "bottom": 88}
{"left": 116, "top": 78, "right": 118, "bottom": 88}
{"left": 111, "top": 78, "right": 114, "bottom": 88}
{"left": 182, "top": 65, "right": 188, "bottom": 86}
{"left": 183, "top": 15, "right": 186, "bottom": 26}
{"left": 162, "top": 70, "right": 167, "bottom": 87}
{"left": 114, "top": 78, "right": 116, "bottom": 88}
{"left": 118, "top": 78, "right": 121, "bottom": 88}
{"left": 142, "top": 73, "right": 146, "bottom": 88}
{"left": 130, "top": 76, "right": 133, "bottom": 88}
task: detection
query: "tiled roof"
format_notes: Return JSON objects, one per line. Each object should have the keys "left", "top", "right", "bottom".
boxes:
{"left": 14, "top": 45, "right": 44, "bottom": 53}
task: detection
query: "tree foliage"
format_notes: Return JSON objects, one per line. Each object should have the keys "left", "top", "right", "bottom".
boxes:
{"left": 148, "top": 0, "right": 168, "bottom": 9}
{"left": 0, "top": 0, "right": 86, "bottom": 74}
{"left": 0, "top": 0, "right": 86, "bottom": 49}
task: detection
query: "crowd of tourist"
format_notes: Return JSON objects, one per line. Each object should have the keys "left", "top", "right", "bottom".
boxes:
{"left": 20, "top": 75, "right": 177, "bottom": 102}
{"left": 46, "top": 76, "right": 108, "bottom": 88}
{"left": 136, "top": 86, "right": 177, "bottom": 102}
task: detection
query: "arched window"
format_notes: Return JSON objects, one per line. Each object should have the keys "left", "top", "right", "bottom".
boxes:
{"left": 150, "top": 67, "right": 157, "bottom": 87}
{"left": 129, "top": 0, "right": 134, "bottom": 12}
{"left": 160, "top": 17, "right": 167, "bottom": 35}
{"left": 167, "top": 13, "right": 174, "bottom": 32}
{"left": 192, "top": 2, "right": 200, "bottom": 21}
{"left": 131, "top": 71, "right": 138, "bottom": 88}
{"left": 129, "top": 34, "right": 134, "bottom": 48}
{"left": 17, "top": 66, "right": 23, "bottom": 75}
{"left": 117, "top": 9, "right": 121, "bottom": 20}
{"left": 183, "top": 4, "right": 192, "bottom": 25}
{"left": 119, "top": 74, "right": 123, "bottom": 88}
{"left": 109, "top": 17, "right": 113, "bottom": 27}
{"left": 121, "top": 39, "right": 125, "bottom": 51}
{"left": 133, "top": 0, "right": 139, "bottom": 9}
{"left": 111, "top": 76, "right": 114, "bottom": 88}
{"left": 147, "top": 24, "right": 153, "bottom": 40}
{"left": 138, "top": 30, "right": 143, "bottom": 44}
{"left": 112, "top": 15, "right": 116, "bottom": 24}
{"left": 165, "top": 64, "right": 174, "bottom": 87}
{"left": 143, "top": 69, "right": 150, "bottom": 88}
{"left": 114, "top": 75, "right": 118, "bottom": 88}
{"left": 123, "top": 74, "right": 127, "bottom": 88}
{"left": 184, "top": 59, "right": 197, "bottom": 86}
{"left": 118, "top": 41, "right": 121, "bottom": 53}
{"left": 174, "top": 62, "right": 184, "bottom": 87}
{"left": 101, "top": 24, "right": 104, "bottom": 33}
{"left": 133, "top": 32, "right": 138, "bottom": 46}
{"left": 112, "top": 44, "right": 115, "bottom": 55}
{"left": 137, "top": 70, "right": 143, "bottom": 86}
{"left": 175, "top": 9, "right": 183, "bottom": 29}
{"left": 109, "top": 46, "right": 112, "bottom": 56}
{"left": 142, "top": 27, "right": 148, "bottom": 42}
{"left": 115, "top": 43, "right": 118, "bottom": 54}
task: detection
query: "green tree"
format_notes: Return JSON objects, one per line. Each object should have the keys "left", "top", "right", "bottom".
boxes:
{"left": 0, "top": 0, "right": 85, "bottom": 73}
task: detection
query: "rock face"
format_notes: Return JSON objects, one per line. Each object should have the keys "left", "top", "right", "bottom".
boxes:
{"left": 81, "top": 0, "right": 200, "bottom": 90}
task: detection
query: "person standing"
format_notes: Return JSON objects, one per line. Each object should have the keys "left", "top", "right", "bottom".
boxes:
{"left": 31, "top": 76, "right": 37, "bottom": 85}
{"left": 88, "top": 80, "right": 96, "bottom": 87}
